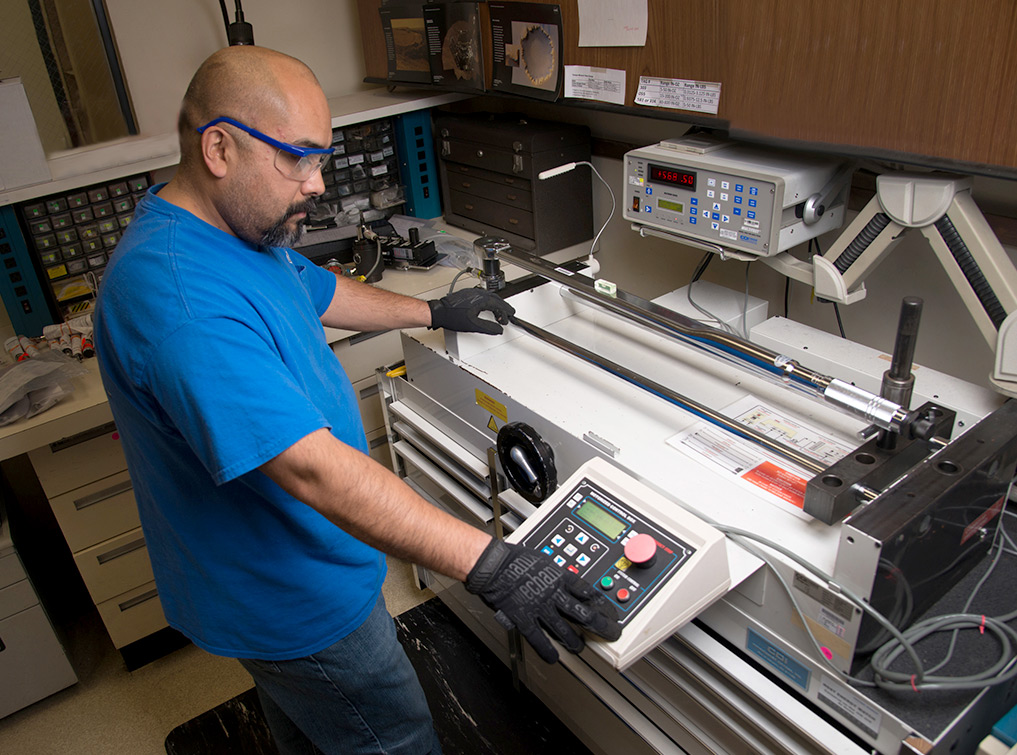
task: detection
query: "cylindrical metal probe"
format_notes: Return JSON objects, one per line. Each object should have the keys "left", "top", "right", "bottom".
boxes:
{"left": 878, "top": 296, "right": 923, "bottom": 449}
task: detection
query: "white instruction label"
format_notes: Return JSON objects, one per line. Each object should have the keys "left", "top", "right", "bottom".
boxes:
{"left": 668, "top": 396, "right": 853, "bottom": 517}
{"left": 635, "top": 76, "right": 721, "bottom": 114}
{"left": 565, "top": 65, "right": 627, "bottom": 106}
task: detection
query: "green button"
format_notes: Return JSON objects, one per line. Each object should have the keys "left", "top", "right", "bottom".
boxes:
{"left": 599, "top": 576, "right": 614, "bottom": 590}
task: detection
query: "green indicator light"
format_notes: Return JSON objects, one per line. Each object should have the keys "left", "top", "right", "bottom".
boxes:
{"left": 600, "top": 576, "right": 614, "bottom": 590}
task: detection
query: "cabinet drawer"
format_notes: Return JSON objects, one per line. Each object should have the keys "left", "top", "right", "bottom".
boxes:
{"left": 96, "top": 581, "right": 167, "bottom": 649}
{"left": 49, "top": 470, "right": 139, "bottom": 552}
{"left": 73, "top": 527, "right": 153, "bottom": 604}
{"left": 29, "top": 422, "right": 127, "bottom": 498}
{"left": 333, "top": 329, "right": 403, "bottom": 383}
{"left": 445, "top": 162, "right": 532, "bottom": 192}
{"left": 367, "top": 426, "right": 392, "bottom": 471}
{"left": 0, "top": 605, "right": 77, "bottom": 718}
{"left": 441, "top": 140, "right": 530, "bottom": 177}
{"left": 0, "top": 553, "right": 26, "bottom": 591}
{"left": 0, "top": 579, "right": 37, "bottom": 619}
{"left": 449, "top": 190, "right": 534, "bottom": 238}
{"left": 444, "top": 170, "right": 532, "bottom": 210}
{"left": 354, "top": 375, "right": 384, "bottom": 434}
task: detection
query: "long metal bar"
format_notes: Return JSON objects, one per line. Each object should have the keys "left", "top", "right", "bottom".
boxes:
{"left": 500, "top": 248, "right": 910, "bottom": 434}
{"left": 508, "top": 315, "right": 826, "bottom": 475}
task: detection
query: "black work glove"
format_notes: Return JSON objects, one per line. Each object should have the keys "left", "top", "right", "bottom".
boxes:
{"left": 465, "top": 539, "right": 621, "bottom": 663}
{"left": 427, "top": 288, "right": 515, "bottom": 335}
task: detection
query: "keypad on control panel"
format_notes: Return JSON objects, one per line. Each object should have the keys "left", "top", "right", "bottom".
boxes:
{"left": 524, "top": 479, "right": 697, "bottom": 624}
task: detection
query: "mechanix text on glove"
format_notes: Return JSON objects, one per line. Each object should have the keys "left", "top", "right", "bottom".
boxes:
{"left": 465, "top": 538, "right": 621, "bottom": 663}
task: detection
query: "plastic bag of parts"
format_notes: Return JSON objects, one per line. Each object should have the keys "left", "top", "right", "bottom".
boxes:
{"left": 0, "top": 351, "right": 89, "bottom": 426}
{"left": 414, "top": 227, "right": 479, "bottom": 271}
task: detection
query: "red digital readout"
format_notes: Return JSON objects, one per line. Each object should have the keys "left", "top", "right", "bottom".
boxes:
{"left": 649, "top": 164, "right": 696, "bottom": 190}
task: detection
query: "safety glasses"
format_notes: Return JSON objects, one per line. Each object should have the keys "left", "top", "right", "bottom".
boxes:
{"left": 196, "top": 116, "right": 334, "bottom": 181}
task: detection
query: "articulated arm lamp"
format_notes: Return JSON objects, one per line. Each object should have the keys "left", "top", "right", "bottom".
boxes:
{"left": 763, "top": 174, "right": 1017, "bottom": 396}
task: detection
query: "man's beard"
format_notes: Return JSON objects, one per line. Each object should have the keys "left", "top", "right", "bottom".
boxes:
{"left": 260, "top": 198, "right": 317, "bottom": 247}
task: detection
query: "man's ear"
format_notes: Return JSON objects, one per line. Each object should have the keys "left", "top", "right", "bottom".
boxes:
{"left": 200, "top": 127, "right": 231, "bottom": 179}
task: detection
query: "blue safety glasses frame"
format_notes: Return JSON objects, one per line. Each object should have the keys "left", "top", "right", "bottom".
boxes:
{"left": 196, "top": 116, "right": 334, "bottom": 181}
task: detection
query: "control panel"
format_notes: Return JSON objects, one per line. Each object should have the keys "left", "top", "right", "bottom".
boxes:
{"left": 623, "top": 135, "right": 849, "bottom": 258}
{"left": 507, "top": 457, "right": 730, "bottom": 670}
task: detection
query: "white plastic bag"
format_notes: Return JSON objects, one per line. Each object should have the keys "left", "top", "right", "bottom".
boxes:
{"left": 0, "top": 351, "right": 89, "bottom": 426}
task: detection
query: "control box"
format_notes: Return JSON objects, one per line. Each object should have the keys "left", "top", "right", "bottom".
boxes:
{"left": 623, "top": 135, "right": 850, "bottom": 258}
{"left": 507, "top": 457, "right": 730, "bottom": 670}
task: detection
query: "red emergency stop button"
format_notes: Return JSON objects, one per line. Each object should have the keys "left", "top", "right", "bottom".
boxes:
{"left": 624, "top": 533, "right": 657, "bottom": 568}
{"left": 616, "top": 588, "right": 631, "bottom": 603}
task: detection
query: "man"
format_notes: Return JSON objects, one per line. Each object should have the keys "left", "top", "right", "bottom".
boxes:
{"left": 94, "top": 45, "right": 618, "bottom": 754}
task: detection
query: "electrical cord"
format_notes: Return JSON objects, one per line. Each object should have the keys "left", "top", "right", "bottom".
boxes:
{"left": 448, "top": 267, "right": 476, "bottom": 294}
{"left": 832, "top": 303, "right": 847, "bottom": 339}
{"left": 809, "top": 238, "right": 847, "bottom": 339}
{"left": 536, "top": 160, "right": 613, "bottom": 276}
{"left": 585, "top": 161, "right": 615, "bottom": 262}
{"left": 686, "top": 252, "right": 739, "bottom": 336}
{"left": 217, "top": 0, "right": 230, "bottom": 32}
{"left": 741, "top": 262, "right": 751, "bottom": 340}
{"left": 705, "top": 474, "right": 1017, "bottom": 692}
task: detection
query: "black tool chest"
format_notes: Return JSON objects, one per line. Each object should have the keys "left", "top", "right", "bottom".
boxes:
{"left": 434, "top": 112, "right": 593, "bottom": 253}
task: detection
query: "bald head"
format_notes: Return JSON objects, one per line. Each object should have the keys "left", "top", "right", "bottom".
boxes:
{"left": 176, "top": 46, "right": 322, "bottom": 170}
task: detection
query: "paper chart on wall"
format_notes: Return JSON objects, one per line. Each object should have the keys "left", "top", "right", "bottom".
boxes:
{"left": 577, "top": 0, "right": 648, "bottom": 47}
{"left": 564, "top": 65, "right": 626, "bottom": 105}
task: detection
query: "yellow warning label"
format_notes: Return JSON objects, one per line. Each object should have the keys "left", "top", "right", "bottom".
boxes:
{"left": 475, "top": 389, "right": 507, "bottom": 423}
{"left": 487, "top": 416, "right": 499, "bottom": 433}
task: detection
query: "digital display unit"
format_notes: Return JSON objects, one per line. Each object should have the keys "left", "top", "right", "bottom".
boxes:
{"left": 575, "top": 498, "right": 627, "bottom": 540}
{"left": 657, "top": 199, "right": 683, "bottom": 213}
{"left": 649, "top": 164, "right": 696, "bottom": 190}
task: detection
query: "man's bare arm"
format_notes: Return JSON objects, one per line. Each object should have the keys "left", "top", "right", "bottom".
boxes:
{"left": 320, "top": 274, "right": 432, "bottom": 332}
{"left": 260, "top": 427, "right": 490, "bottom": 581}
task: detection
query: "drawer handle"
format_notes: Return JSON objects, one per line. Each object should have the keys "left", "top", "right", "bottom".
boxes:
{"left": 74, "top": 479, "right": 133, "bottom": 510}
{"left": 506, "top": 194, "right": 517, "bottom": 201}
{"left": 96, "top": 537, "right": 146, "bottom": 565}
{"left": 119, "top": 588, "right": 159, "bottom": 613}
{"left": 460, "top": 182, "right": 471, "bottom": 188}
{"left": 359, "top": 383, "right": 380, "bottom": 400}
{"left": 509, "top": 218, "right": 519, "bottom": 225}
{"left": 464, "top": 203, "right": 474, "bottom": 211}
{"left": 49, "top": 421, "right": 118, "bottom": 453}
{"left": 347, "top": 329, "right": 387, "bottom": 347}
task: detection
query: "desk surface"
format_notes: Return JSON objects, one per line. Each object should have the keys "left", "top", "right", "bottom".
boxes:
{"left": 0, "top": 358, "right": 112, "bottom": 462}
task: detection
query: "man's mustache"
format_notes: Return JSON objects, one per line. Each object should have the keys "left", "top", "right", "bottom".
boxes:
{"left": 287, "top": 198, "right": 319, "bottom": 221}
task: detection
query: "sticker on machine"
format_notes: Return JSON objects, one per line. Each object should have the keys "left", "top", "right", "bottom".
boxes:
{"left": 666, "top": 396, "right": 855, "bottom": 518}
{"left": 817, "top": 676, "right": 882, "bottom": 739}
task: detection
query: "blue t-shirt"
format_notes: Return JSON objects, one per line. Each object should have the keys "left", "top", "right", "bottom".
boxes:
{"left": 94, "top": 185, "right": 385, "bottom": 660}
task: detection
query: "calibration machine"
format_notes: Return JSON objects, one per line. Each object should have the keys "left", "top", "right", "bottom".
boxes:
{"left": 378, "top": 135, "right": 1017, "bottom": 754}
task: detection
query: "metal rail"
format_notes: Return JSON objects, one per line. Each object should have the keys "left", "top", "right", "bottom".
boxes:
{"left": 508, "top": 314, "right": 826, "bottom": 475}
{"left": 500, "top": 248, "right": 909, "bottom": 434}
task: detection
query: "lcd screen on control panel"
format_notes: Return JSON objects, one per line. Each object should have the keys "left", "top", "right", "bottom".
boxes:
{"left": 649, "top": 164, "right": 696, "bottom": 190}
{"left": 657, "top": 198, "right": 683, "bottom": 213}
{"left": 575, "top": 498, "right": 626, "bottom": 540}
